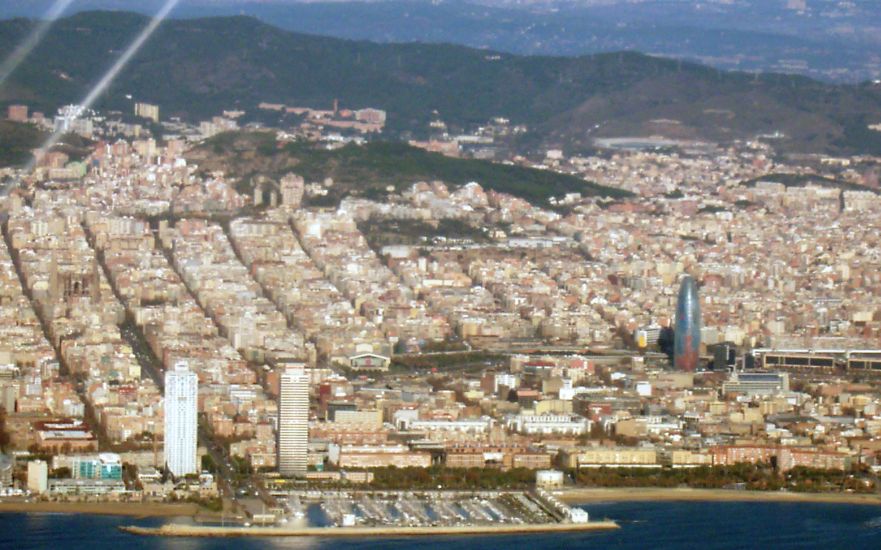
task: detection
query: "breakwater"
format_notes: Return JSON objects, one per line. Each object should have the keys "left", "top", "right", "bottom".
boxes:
{"left": 121, "top": 520, "right": 619, "bottom": 538}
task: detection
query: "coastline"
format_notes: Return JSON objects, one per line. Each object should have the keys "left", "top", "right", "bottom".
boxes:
{"left": 0, "top": 500, "right": 212, "bottom": 518}
{"left": 121, "top": 521, "right": 620, "bottom": 538}
{"left": 2, "top": 487, "right": 876, "bottom": 525}
{"left": 557, "top": 487, "right": 881, "bottom": 506}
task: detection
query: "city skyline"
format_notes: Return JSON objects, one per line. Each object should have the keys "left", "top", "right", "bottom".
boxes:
{"left": 1, "top": 2, "right": 881, "bottom": 543}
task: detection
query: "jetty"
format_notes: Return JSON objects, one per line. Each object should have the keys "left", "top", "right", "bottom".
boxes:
{"left": 121, "top": 521, "right": 619, "bottom": 538}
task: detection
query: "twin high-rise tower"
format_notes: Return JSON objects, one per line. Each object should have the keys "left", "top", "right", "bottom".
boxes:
{"left": 164, "top": 361, "right": 198, "bottom": 477}
{"left": 162, "top": 361, "right": 310, "bottom": 479}
{"left": 674, "top": 275, "right": 701, "bottom": 372}
{"left": 277, "top": 364, "right": 309, "bottom": 477}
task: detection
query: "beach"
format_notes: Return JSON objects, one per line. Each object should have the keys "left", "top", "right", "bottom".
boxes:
{"left": 3, "top": 488, "right": 877, "bottom": 520}
{"left": 122, "top": 520, "right": 620, "bottom": 538}
{"left": 557, "top": 487, "right": 881, "bottom": 506}
{"left": 0, "top": 500, "right": 212, "bottom": 518}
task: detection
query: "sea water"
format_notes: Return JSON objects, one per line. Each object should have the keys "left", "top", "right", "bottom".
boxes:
{"left": 3, "top": 500, "right": 881, "bottom": 549}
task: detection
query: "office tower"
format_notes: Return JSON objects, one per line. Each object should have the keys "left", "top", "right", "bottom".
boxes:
{"left": 674, "top": 275, "right": 701, "bottom": 372}
{"left": 164, "top": 361, "right": 198, "bottom": 477}
{"left": 277, "top": 364, "right": 309, "bottom": 476}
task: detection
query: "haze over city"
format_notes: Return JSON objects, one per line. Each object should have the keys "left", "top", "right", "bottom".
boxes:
{"left": 1, "top": 1, "right": 881, "bottom": 548}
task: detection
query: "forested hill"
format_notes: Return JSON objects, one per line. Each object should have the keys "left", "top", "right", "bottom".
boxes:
{"left": 2, "top": 11, "right": 881, "bottom": 154}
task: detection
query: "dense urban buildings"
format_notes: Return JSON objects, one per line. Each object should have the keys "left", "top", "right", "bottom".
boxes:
{"left": 6, "top": 5, "right": 881, "bottom": 546}
{"left": 1, "top": 95, "right": 881, "bottom": 524}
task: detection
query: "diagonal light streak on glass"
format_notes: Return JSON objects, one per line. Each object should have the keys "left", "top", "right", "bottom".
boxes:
{"left": 0, "top": 0, "right": 76, "bottom": 89}
{"left": 31, "top": 0, "right": 181, "bottom": 168}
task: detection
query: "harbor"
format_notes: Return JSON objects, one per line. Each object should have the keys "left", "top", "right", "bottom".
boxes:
{"left": 120, "top": 489, "right": 619, "bottom": 537}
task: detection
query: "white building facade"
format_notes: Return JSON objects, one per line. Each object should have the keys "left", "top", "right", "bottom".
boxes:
{"left": 507, "top": 414, "right": 590, "bottom": 435}
{"left": 27, "top": 460, "right": 48, "bottom": 494}
{"left": 278, "top": 364, "right": 309, "bottom": 476}
{"left": 164, "top": 362, "right": 198, "bottom": 477}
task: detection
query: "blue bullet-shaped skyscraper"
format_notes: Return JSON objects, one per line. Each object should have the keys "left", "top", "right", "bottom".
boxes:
{"left": 674, "top": 275, "right": 701, "bottom": 372}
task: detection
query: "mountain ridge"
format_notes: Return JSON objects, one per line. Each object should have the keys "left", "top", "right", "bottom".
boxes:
{"left": 4, "top": 1, "right": 880, "bottom": 83}
{"left": 2, "top": 11, "right": 881, "bottom": 154}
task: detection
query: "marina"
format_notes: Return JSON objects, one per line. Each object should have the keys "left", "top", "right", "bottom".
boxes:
{"left": 121, "top": 490, "right": 618, "bottom": 537}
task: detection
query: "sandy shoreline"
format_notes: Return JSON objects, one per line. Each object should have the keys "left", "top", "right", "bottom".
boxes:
{"left": 0, "top": 500, "right": 211, "bottom": 518}
{"left": 122, "top": 521, "right": 620, "bottom": 538}
{"left": 3, "top": 487, "right": 876, "bottom": 522}
{"left": 557, "top": 487, "right": 881, "bottom": 506}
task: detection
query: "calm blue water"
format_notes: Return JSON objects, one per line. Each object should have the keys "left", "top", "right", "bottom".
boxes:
{"left": 2, "top": 501, "right": 881, "bottom": 549}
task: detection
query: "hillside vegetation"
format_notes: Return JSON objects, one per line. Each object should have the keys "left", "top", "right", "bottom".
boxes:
{"left": 0, "top": 120, "right": 46, "bottom": 167}
{"left": 2, "top": 12, "right": 881, "bottom": 154}
{"left": 187, "top": 131, "right": 630, "bottom": 206}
